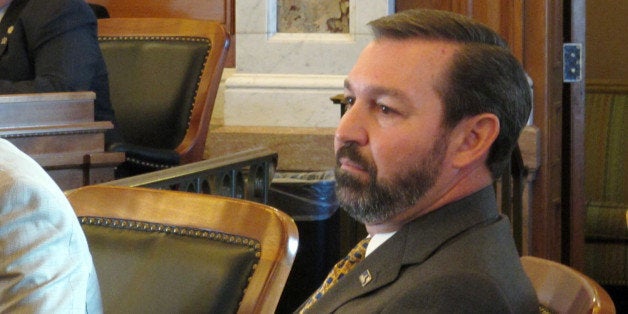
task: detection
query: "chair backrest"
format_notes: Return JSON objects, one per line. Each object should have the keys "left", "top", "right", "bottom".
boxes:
{"left": 88, "top": 3, "right": 110, "bottom": 18}
{"left": 98, "top": 18, "right": 229, "bottom": 163}
{"left": 520, "top": 256, "right": 616, "bottom": 314}
{"left": 66, "top": 185, "right": 298, "bottom": 314}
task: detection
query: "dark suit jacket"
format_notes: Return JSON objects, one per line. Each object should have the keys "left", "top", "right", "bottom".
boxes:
{"left": 0, "top": 0, "right": 118, "bottom": 144}
{"left": 298, "top": 187, "right": 539, "bottom": 313}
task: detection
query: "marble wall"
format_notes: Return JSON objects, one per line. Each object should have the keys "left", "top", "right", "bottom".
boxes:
{"left": 208, "top": 0, "right": 394, "bottom": 171}
{"left": 225, "top": 0, "right": 394, "bottom": 127}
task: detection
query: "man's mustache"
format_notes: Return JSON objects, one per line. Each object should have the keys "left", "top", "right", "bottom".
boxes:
{"left": 336, "top": 144, "right": 372, "bottom": 172}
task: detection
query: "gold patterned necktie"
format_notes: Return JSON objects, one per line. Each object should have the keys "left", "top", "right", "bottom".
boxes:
{"left": 300, "top": 237, "right": 371, "bottom": 313}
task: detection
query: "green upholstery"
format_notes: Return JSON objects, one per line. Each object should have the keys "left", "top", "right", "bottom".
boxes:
{"left": 100, "top": 37, "right": 210, "bottom": 171}
{"left": 80, "top": 217, "right": 260, "bottom": 314}
{"left": 584, "top": 89, "right": 628, "bottom": 289}
{"left": 584, "top": 201, "right": 628, "bottom": 287}
{"left": 584, "top": 92, "right": 628, "bottom": 203}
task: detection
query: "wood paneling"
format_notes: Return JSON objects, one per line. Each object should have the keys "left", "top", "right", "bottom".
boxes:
{"left": 87, "top": 0, "right": 236, "bottom": 67}
{"left": 396, "top": 0, "right": 454, "bottom": 11}
{"left": 523, "top": 0, "right": 565, "bottom": 264}
{"left": 586, "top": 0, "right": 628, "bottom": 82}
{"left": 396, "top": 0, "right": 524, "bottom": 60}
{"left": 88, "top": 0, "right": 229, "bottom": 23}
{"left": 567, "top": 0, "right": 587, "bottom": 271}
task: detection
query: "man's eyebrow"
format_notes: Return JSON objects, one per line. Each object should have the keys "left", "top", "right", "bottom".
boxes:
{"left": 344, "top": 79, "right": 352, "bottom": 91}
{"left": 344, "top": 79, "right": 406, "bottom": 99}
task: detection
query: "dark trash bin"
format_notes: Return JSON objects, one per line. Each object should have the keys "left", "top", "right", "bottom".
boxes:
{"left": 268, "top": 170, "right": 342, "bottom": 313}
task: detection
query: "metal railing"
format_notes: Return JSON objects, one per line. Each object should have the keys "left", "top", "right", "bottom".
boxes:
{"left": 99, "top": 147, "right": 278, "bottom": 204}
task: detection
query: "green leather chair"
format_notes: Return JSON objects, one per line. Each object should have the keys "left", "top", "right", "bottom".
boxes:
{"left": 66, "top": 185, "right": 298, "bottom": 314}
{"left": 98, "top": 18, "right": 230, "bottom": 177}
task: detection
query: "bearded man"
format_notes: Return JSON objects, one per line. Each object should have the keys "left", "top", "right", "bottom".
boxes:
{"left": 297, "top": 9, "right": 539, "bottom": 314}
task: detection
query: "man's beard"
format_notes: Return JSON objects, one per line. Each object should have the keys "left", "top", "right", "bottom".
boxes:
{"left": 334, "top": 137, "right": 448, "bottom": 224}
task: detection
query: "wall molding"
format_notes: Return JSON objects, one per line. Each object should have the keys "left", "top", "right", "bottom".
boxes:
{"left": 586, "top": 79, "right": 628, "bottom": 93}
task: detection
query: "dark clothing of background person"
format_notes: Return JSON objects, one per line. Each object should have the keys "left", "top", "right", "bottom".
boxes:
{"left": 0, "top": 0, "right": 119, "bottom": 146}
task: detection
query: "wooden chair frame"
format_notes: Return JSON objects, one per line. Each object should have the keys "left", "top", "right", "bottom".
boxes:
{"left": 521, "top": 256, "right": 616, "bottom": 314}
{"left": 66, "top": 185, "right": 298, "bottom": 313}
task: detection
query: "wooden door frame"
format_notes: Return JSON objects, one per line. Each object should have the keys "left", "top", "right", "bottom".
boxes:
{"left": 564, "top": 0, "right": 587, "bottom": 270}
{"left": 521, "top": 0, "right": 564, "bottom": 263}
{"left": 522, "top": 0, "right": 586, "bottom": 269}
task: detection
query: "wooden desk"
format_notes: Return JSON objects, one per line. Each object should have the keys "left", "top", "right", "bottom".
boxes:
{"left": 0, "top": 92, "right": 124, "bottom": 190}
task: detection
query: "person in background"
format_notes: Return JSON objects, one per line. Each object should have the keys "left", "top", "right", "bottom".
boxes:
{"left": 297, "top": 9, "right": 539, "bottom": 313}
{"left": 0, "top": 0, "right": 119, "bottom": 146}
{"left": 0, "top": 138, "right": 102, "bottom": 313}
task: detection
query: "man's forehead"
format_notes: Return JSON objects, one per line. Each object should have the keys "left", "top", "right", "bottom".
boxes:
{"left": 358, "top": 38, "right": 459, "bottom": 72}
{"left": 344, "top": 78, "right": 405, "bottom": 99}
{"left": 347, "top": 39, "right": 457, "bottom": 93}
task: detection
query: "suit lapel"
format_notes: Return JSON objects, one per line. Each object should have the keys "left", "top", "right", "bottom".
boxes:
{"left": 304, "top": 186, "right": 500, "bottom": 313}
{"left": 308, "top": 230, "right": 407, "bottom": 313}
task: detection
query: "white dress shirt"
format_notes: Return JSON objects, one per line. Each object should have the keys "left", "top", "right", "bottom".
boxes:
{"left": 365, "top": 231, "right": 396, "bottom": 257}
{"left": 0, "top": 139, "right": 102, "bottom": 313}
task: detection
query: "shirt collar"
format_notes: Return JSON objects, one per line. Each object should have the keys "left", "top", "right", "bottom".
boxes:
{"left": 365, "top": 231, "right": 396, "bottom": 257}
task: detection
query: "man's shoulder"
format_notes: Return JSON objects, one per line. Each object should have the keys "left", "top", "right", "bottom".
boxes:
{"left": 23, "top": 0, "right": 90, "bottom": 11}
{"left": 0, "top": 139, "right": 50, "bottom": 181}
{"left": 0, "top": 139, "right": 67, "bottom": 212}
{"left": 20, "top": 0, "right": 95, "bottom": 26}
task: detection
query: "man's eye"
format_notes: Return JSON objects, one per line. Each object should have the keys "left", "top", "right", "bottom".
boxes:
{"left": 379, "top": 105, "right": 391, "bottom": 114}
{"left": 342, "top": 97, "right": 355, "bottom": 110}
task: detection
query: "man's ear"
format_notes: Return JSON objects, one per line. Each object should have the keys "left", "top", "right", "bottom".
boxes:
{"left": 449, "top": 113, "right": 500, "bottom": 168}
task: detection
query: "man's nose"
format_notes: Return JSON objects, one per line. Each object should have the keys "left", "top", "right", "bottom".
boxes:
{"left": 334, "top": 103, "right": 368, "bottom": 148}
